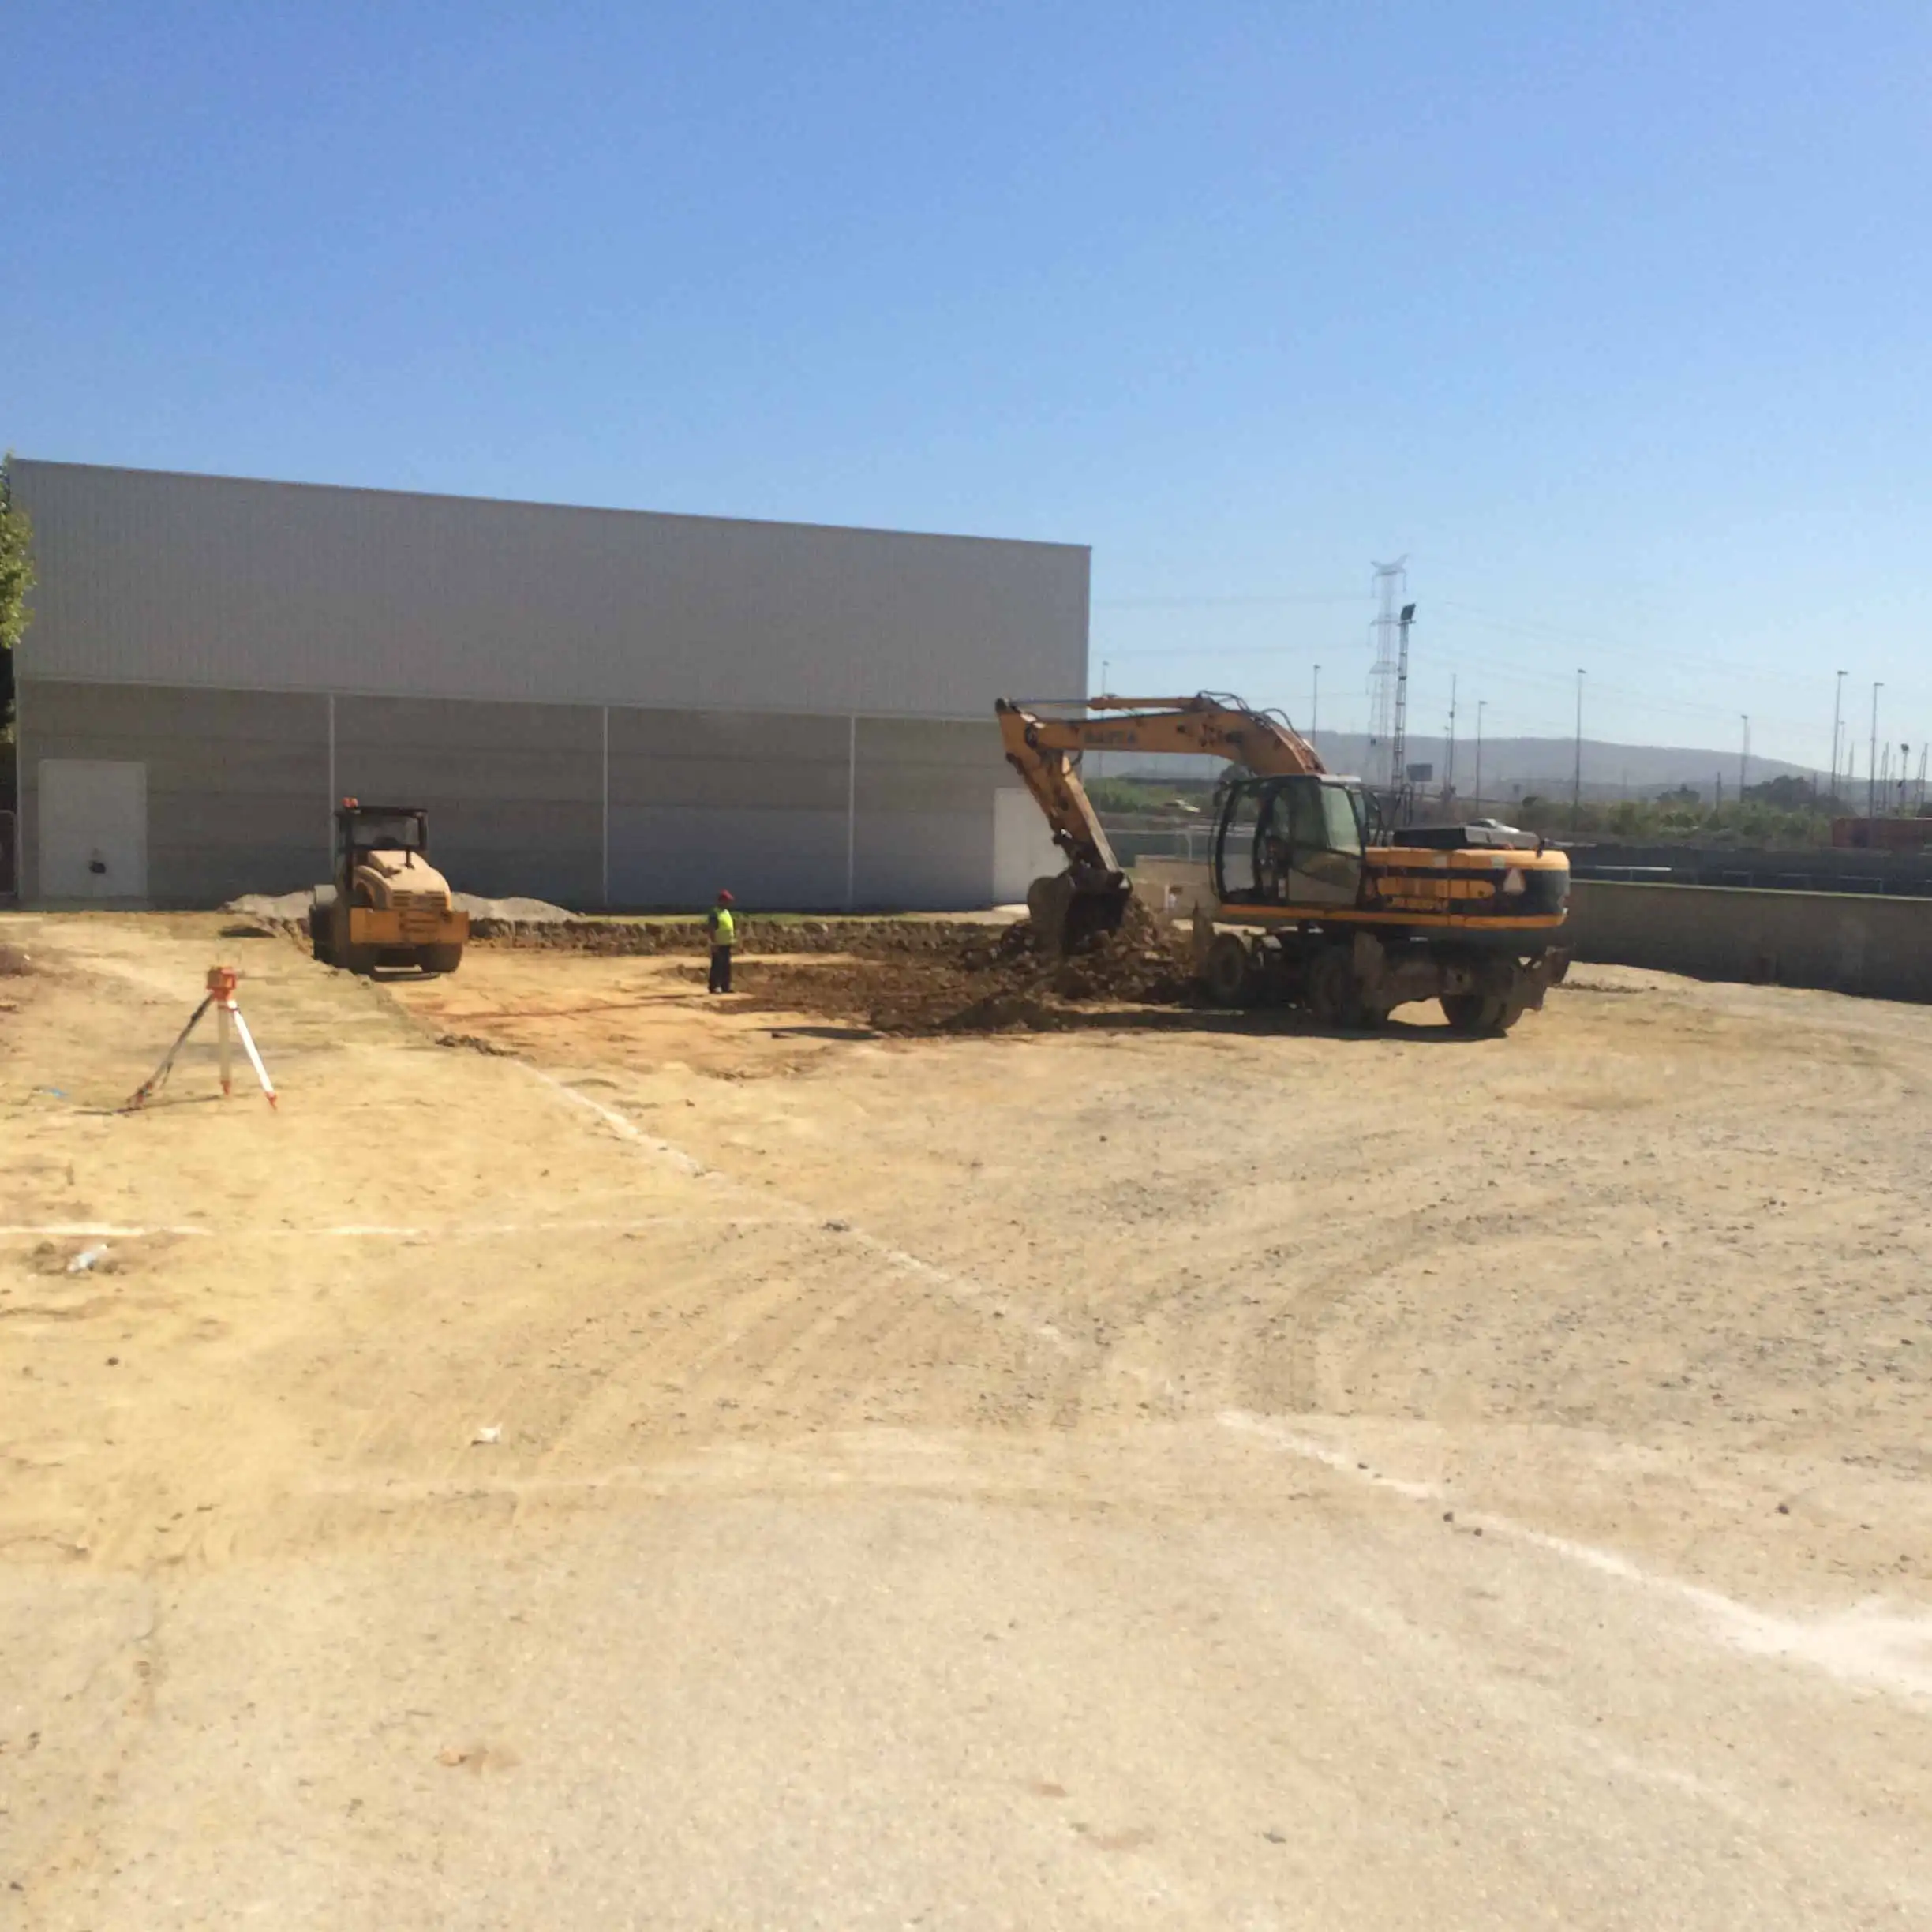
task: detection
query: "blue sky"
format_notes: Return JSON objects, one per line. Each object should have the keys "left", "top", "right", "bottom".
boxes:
{"left": 9, "top": 2, "right": 1927, "bottom": 770}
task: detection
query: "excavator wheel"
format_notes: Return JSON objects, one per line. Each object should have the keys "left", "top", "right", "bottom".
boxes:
{"left": 1202, "top": 933, "right": 1252, "bottom": 1007}
{"left": 1440, "top": 993, "right": 1512, "bottom": 1036}
{"left": 1306, "top": 946, "right": 1364, "bottom": 1029}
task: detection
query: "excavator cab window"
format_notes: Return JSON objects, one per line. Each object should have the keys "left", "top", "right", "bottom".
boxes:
{"left": 1247, "top": 778, "right": 1365, "bottom": 908}
{"left": 1319, "top": 782, "right": 1365, "bottom": 857}
{"left": 1212, "top": 782, "right": 1266, "bottom": 902}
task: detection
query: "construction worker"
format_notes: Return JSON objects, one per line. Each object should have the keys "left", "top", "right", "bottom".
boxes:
{"left": 706, "top": 889, "right": 736, "bottom": 994}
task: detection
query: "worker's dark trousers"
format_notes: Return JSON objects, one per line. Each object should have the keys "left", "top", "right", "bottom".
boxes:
{"left": 708, "top": 945, "right": 733, "bottom": 994}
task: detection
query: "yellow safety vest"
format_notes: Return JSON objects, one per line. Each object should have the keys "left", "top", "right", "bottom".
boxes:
{"left": 711, "top": 908, "right": 736, "bottom": 947}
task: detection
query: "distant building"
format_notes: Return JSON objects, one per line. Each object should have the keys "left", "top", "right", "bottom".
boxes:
{"left": 1832, "top": 816, "right": 1932, "bottom": 852}
{"left": 11, "top": 461, "right": 1080, "bottom": 908}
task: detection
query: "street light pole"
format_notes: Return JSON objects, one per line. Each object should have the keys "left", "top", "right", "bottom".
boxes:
{"left": 1572, "top": 670, "right": 1586, "bottom": 836}
{"left": 1829, "top": 669, "right": 1845, "bottom": 807}
{"left": 1870, "top": 682, "right": 1883, "bottom": 818}
{"left": 1473, "top": 699, "right": 1485, "bottom": 818}
{"left": 1739, "top": 714, "right": 1750, "bottom": 801}
{"left": 1311, "top": 664, "right": 1320, "bottom": 747}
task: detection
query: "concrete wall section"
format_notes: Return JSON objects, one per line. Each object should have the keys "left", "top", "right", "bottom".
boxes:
{"left": 1117, "top": 871, "right": 1932, "bottom": 1005}
{"left": 21, "top": 680, "right": 328, "bottom": 904}
{"left": 1128, "top": 859, "right": 1215, "bottom": 915}
{"left": 993, "top": 791, "right": 1064, "bottom": 904}
{"left": 1567, "top": 880, "right": 1932, "bottom": 1004}
{"left": 1571, "top": 842, "right": 1932, "bottom": 897}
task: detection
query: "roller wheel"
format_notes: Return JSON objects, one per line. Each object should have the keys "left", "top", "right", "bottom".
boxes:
{"left": 418, "top": 945, "right": 464, "bottom": 975}
{"left": 1202, "top": 933, "right": 1252, "bottom": 1007}
{"left": 309, "top": 886, "right": 336, "bottom": 964}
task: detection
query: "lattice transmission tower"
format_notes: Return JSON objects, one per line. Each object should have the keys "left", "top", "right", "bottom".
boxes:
{"left": 1368, "top": 558, "right": 1408, "bottom": 790}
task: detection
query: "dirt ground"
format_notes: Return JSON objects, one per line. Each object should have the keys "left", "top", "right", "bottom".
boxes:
{"left": 2, "top": 912, "right": 1929, "bottom": 1929}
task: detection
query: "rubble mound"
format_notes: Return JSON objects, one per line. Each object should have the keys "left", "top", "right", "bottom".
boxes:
{"left": 223, "top": 891, "right": 314, "bottom": 925}
{"left": 223, "top": 889, "right": 578, "bottom": 938}
{"left": 456, "top": 893, "right": 578, "bottom": 925}
{"left": 735, "top": 897, "right": 1200, "bottom": 1035}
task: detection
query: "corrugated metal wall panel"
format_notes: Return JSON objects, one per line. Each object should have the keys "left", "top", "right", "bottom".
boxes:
{"left": 20, "top": 678, "right": 1028, "bottom": 908}
{"left": 13, "top": 461, "right": 1088, "bottom": 719}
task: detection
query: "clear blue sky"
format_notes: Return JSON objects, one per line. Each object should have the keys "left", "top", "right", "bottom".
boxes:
{"left": 10, "top": 2, "right": 1928, "bottom": 772}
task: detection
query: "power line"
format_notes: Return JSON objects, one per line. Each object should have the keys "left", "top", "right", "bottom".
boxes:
{"left": 1090, "top": 592, "right": 1365, "bottom": 609}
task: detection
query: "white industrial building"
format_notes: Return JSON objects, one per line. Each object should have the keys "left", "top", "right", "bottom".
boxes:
{"left": 10, "top": 460, "right": 1082, "bottom": 910}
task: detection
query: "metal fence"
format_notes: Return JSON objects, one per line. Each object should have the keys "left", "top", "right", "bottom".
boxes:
{"left": 1569, "top": 843, "right": 1932, "bottom": 898}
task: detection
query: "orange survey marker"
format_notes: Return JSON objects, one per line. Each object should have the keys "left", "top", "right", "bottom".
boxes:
{"left": 127, "top": 965, "right": 279, "bottom": 1111}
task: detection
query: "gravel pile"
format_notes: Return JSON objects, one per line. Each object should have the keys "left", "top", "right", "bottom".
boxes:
{"left": 221, "top": 890, "right": 578, "bottom": 927}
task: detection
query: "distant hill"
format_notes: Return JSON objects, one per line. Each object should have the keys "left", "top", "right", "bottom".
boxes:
{"left": 1091, "top": 732, "right": 1818, "bottom": 805}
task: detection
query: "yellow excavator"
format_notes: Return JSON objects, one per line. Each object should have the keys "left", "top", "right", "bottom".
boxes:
{"left": 997, "top": 694, "right": 1571, "bottom": 1033}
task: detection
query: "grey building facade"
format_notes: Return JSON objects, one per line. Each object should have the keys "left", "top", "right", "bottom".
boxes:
{"left": 12, "top": 461, "right": 1083, "bottom": 909}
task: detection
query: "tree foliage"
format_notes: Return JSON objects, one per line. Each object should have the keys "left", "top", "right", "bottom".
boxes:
{"left": 0, "top": 456, "right": 33, "bottom": 729}
{"left": 1496, "top": 791, "right": 1843, "bottom": 848}
{"left": 0, "top": 455, "right": 33, "bottom": 656}
{"left": 1085, "top": 775, "right": 1213, "bottom": 815}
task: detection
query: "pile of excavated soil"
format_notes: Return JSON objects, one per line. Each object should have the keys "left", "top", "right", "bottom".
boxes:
{"left": 223, "top": 891, "right": 316, "bottom": 926}
{"left": 727, "top": 899, "right": 1200, "bottom": 1034}
{"left": 224, "top": 890, "right": 578, "bottom": 930}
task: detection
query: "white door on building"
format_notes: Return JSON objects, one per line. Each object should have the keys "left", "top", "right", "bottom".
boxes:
{"left": 992, "top": 788, "right": 1061, "bottom": 906}
{"left": 39, "top": 760, "right": 148, "bottom": 903}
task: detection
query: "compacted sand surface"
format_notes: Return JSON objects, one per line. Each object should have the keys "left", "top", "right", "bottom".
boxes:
{"left": 2, "top": 913, "right": 1928, "bottom": 1928}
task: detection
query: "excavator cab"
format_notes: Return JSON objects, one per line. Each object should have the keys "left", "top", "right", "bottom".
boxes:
{"left": 1215, "top": 776, "right": 1368, "bottom": 910}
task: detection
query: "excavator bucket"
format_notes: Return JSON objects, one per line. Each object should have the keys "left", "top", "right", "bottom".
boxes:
{"left": 1025, "top": 871, "right": 1133, "bottom": 957}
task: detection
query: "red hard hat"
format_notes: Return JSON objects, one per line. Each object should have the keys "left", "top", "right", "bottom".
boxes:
{"left": 717, "top": 889, "right": 734, "bottom": 903}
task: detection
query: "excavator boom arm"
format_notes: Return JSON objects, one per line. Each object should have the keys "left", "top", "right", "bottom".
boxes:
{"left": 995, "top": 695, "right": 1325, "bottom": 872}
